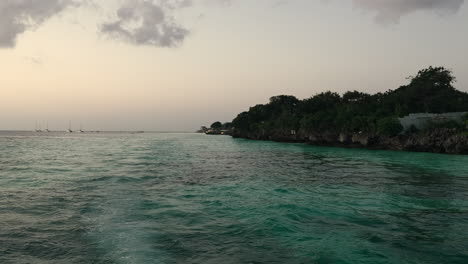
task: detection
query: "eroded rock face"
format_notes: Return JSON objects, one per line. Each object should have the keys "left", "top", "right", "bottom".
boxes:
{"left": 401, "top": 129, "right": 468, "bottom": 154}
{"left": 351, "top": 134, "right": 372, "bottom": 146}
{"left": 232, "top": 128, "right": 468, "bottom": 154}
{"left": 339, "top": 133, "right": 351, "bottom": 144}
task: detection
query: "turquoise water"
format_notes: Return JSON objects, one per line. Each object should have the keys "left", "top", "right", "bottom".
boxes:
{"left": 1, "top": 132, "right": 467, "bottom": 264}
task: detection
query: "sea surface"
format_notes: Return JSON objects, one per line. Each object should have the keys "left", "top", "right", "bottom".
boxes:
{"left": 1, "top": 131, "right": 467, "bottom": 264}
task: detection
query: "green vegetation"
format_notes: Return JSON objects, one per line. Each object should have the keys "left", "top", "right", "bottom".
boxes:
{"left": 210, "top": 122, "right": 232, "bottom": 130}
{"left": 231, "top": 67, "right": 468, "bottom": 137}
{"left": 463, "top": 113, "right": 468, "bottom": 128}
{"left": 377, "top": 117, "right": 403, "bottom": 136}
{"left": 211, "top": 121, "right": 222, "bottom": 129}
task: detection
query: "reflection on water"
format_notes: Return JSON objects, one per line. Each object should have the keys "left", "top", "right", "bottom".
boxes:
{"left": 0, "top": 132, "right": 467, "bottom": 263}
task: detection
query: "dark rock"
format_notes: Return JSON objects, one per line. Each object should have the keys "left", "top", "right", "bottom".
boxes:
{"left": 232, "top": 128, "right": 468, "bottom": 154}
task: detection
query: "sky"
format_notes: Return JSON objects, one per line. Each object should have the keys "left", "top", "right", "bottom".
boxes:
{"left": 1, "top": 0, "right": 467, "bottom": 131}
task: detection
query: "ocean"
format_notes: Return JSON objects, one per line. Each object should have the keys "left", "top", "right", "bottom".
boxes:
{"left": 1, "top": 131, "right": 467, "bottom": 264}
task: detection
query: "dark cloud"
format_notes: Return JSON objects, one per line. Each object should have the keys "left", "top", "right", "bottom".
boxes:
{"left": 0, "top": 0, "right": 78, "bottom": 48}
{"left": 0, "top": 0, "right": 191, "bottom": 48}
{"left": 353, "top": 0, "right": 465, "bottom": 23}
{"left": 0, "top": 0, "right": 465, "bottom": 49}
{"left": 100, "top": 0, "right": 191, "bottom": 48}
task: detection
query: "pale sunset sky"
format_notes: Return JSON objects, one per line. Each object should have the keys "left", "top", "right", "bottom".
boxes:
{"left": 1, "top": 0, "right": 467, "bottom": 131}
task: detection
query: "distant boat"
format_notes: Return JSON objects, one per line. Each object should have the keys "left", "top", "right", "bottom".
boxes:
{"left": 45, "top": 122, "right": 50, "bottom": 133}
{"left": 35, "top": 122, "right": 42, "bottom": 133}
{"left": 78, "top": 123, "right": 84, "bottom": 133}
{"left": 67, "top": 121, "right": 73, "bottom": 133}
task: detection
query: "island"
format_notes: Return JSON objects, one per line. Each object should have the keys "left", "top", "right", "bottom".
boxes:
{"left": 203, "top": 67, "right": 468, "bottom": 154}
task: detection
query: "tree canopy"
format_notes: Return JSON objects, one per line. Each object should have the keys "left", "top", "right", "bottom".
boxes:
{"left": 232, "top": 67, "right": 468, "bottom": 137}
{"left": 211, "top": 121, "right": 222, "bottom": 129}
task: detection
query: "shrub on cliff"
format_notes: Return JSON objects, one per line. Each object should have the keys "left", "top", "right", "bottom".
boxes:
{"left": 463, "top": 114, "right": 468, "bottom": 129}
{"left": 376, "top": 117, "right": 403, "bottom": 137}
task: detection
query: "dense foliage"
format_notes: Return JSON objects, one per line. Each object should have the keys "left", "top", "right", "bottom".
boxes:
{"left": 377, "top": 117, "right": 403, "bottom": 136}
{"left": 211, "top": 122, "right": 222, "bottom": 129}
{"left": 210, "top": 121, "right": 232, "bottom": 130}
{"left": 231, "top": 67, "right": 468, "bottom": 137}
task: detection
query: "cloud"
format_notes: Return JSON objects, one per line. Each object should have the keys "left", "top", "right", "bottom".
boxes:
{"left": 100, "top": 0, "right": 191, "bottom": 47}
{"left": 0, "top": 0, "right": 191, "bottom": 48}
{"left": 0, "top": 0, "right": 79, "bottom": 48}
{"left": 353, "top": 0, "right": 465, "bottom": 23}
{"left": 1, "top": 0, "right": 465, "bottom": 49}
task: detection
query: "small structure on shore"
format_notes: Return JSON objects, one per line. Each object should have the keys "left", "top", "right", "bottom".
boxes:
{"left": 399, "top": 112, "right": 467, "bottom": 131}
{"left": 205, "top": 129, "right": 231, "bottom": 135}
{"left": 197, "top": 126, "right": 209, "bottom": 133}
{"left": 198, "top": 122, "right": 233, "bottom": 135}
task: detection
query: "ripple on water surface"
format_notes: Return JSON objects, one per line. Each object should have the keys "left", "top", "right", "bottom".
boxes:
{"left": 1, "top": 132, "right": 468, "bottom": 264}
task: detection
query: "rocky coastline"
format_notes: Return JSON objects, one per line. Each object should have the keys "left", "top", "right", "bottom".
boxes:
{"left": 200, "top": 67, "right": 468, "bottom": 154}
{"left": 231, "top": 128, "right": 468, "bottom": 154}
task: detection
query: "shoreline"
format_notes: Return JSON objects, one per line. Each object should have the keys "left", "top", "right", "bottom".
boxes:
{"left": 231, "top": 129, "right": 468, "bottom": 155}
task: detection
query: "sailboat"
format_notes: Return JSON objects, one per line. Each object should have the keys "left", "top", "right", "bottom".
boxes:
{"left": 78, "top": 123, "right": 84, "bottom": 133}
{"left": 35, "top": 122, "right": 42, "bottom": 133}
{"left": 66, "top": 121, "right": 73, "bottom": 133}
{"left": 45, "top": 122, "right": 50, "bottom": 133}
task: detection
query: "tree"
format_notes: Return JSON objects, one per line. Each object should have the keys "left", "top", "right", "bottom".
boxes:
{"left": 390, "top": 66, "right": 467, "bottom": 114}
{"left": 377, "top": 117, "right": 403, "bottom": 137}
{"left": 211, "top": 121, "right": 222, "bottom": 129}
{"left": 342, "top": 91, "right": 371, "bottom": 103}
{"left": 222, "top": 122, "right": 233, "bottom": 130}
{"left": 408, "top": 66, "right": 455, "bottom": 89}
{"left": 463, "top": 113, "right": 468, "bottom": 129}
{"left": 232, "top": 112, "right": 250, "bottom": 131}
{"left": 300, "top": 91, "right": 341, "bottom": 114}
{"left": 224, "top": 67, "right": 468, "bottom": 139}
